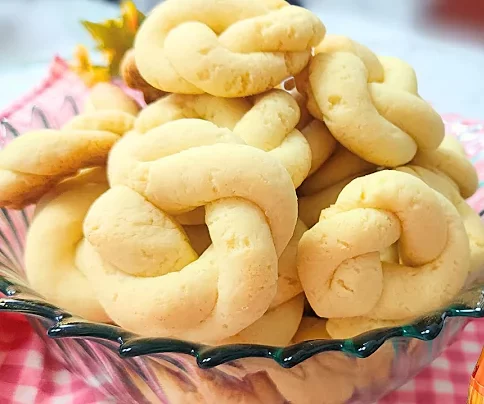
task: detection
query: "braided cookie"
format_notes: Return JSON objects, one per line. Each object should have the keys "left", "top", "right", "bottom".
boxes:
{"left": 185, "top": 219, "right": 307, "bottom": 309}
{"left": 184, "top": 219, "right": 306, "bottom": 346}
{"left": 78, "top": 119, "right": 298, "bottom": 341}
{"left": 297, "top": 170, "right": 469, "bottom": 321}
{"left": 412, "top": 135, "right": 479, "bottom": 198}
{"left": 282, "top": 78, "right": 376, "bottom": 182}
{"left": 134, "top": 0, "right": 325, "bottom": 97}
{"left": 318, "top": 165, "right": 482, "bottom": 339}
{"left": 299, "top": 173, "right": 366, "bottom": 228}
{"left": 297, "top": 144, "right": 376, "bottom": 228}
{"left": 214, "top": 219, "right": 308, "bottom": 345}
{"left": 292, "top": 113, "right": 374, "bottom": 226}
{"left": 307, "top": 36, "right": 444, "bottom": 166}
{"left": 83, "top": 82, "right": 140, "bottom": 116}
{"left": 280, "top": 77, "right": 313, "bottom": 131}
{"left": 134, "top": 90, "right": 311, "bottom": 188}
{"left": 279, "top": 79, "right": 375, "bottom": 226}
{"left": 281, "top": 77, "right": 337, "bottom": 176}
{"left": 0, "top": 91, "right": 137, "bottom": 209}
{"left": 292, "top": 35, "right": 383, "bottom": 121}
{"left": 121, "top": 49, "right": 166, "bottom": 104}
{"left": 396, "top": 165, "right": 484, "bottom": 276}
{"left": 24, "top": 168, "right": 109, "bottom": 322}
{"left": 216, "top": 294, "right": 305, "bottom": 346}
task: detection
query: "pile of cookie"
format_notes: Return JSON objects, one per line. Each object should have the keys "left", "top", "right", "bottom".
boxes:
{"left": 1, "top": 0, "right": 483, "bottom": 345}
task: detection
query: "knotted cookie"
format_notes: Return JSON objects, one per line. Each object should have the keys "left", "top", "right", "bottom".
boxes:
{"left": 281, "top": 76, "right": 376, "bottom": 226}
{"left": 25, "top": 167, "right": 110, "bottom": 322}
{"left": 183, "top": 219, "right": 307, "bottom": 345}
{"left": 412, "top": 134, "right": 479, "bottom": 199}
{"left": 297, "top": 171, "right": 470, "bottom": 329}
{"left": 76, "top": 119, "right": 298, "bottom": 342}
{"left": 396, "top": 164, "right": 484, "bottom": 277}
{"left": 134, "top": 90, "right": 312, "bottom": 188}
{"left": 302, "top": 35, "right": 444, "bottom": 166}
{"left": 7, "top": 0, "right": 484, "bottom": 350}
{"left": 134, "top": 0, "right": 325, "bottom": 97}
{"left": 0, "top": 84, "right": 137, "bottom": 208}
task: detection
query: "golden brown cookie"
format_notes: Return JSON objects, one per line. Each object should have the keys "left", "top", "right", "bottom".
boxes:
{"left": 120, "top": 49, "right": 166, "bottom": 104}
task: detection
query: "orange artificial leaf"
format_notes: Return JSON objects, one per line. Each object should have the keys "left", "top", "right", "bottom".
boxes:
{"left": 121, "top": 0, "right": 146, "bottom": 33}
{"left": 70, "top": 45, "right": 111, "bottom": 87}
{"left": 72, "top": 1, "right": 145, "bottom": 82}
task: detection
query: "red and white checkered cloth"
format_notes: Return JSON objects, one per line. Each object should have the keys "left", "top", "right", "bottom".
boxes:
{"left": 0, "top": 57, "right": 484, "bottom": 404}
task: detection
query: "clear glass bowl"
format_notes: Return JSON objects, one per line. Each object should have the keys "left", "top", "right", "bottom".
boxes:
{"left": 1, "top": 97, "right": 484, "bottom": 403}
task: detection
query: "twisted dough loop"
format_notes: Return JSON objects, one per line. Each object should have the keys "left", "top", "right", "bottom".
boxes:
{"left": 135, "top": 90, "right": 311, "bottom": 188}
{"left": 280, "top": 80, "right": 375, "bottom": 226}
{"left": 79, "top": 119, "right": 298, "bottom": 341}
{"left": 297, "top": 170, "right": 469, "bottom": 320}
{"left": 83, "top": 82, "right": 140, "bottom": 116}
{"left": 308, "top": 36, "right": 444, "bottom": 166}
{"left": 184, "top": 219, "right": 307, "bottom": 346}
{"left": 0, "top": 86, "right": 137, "bottom": 209}
{"left": 282, "top": 93, "right": 375, "bottom": 226}
{"left": 217, "top": 220, "right": 308, "bottom": 346}
{"left": 296, "top": 125, "right": 376, "bottom": 227}
{"left": 217, "top": 294, "right": 305, "bottom": 346}
{"left": 134, "top": 0, "right": 325, "bottom": 97}
{"left": 396, "top": 164, "right": 484, "bottom": 276}
{"left": 121, "top": 50, "right": 166, "bottom": 104}
{"left": 412, "top": 135, "right": 479, "bottom": 198}
{"left": 25, "top": 168, "right": 109, "bottom": 322}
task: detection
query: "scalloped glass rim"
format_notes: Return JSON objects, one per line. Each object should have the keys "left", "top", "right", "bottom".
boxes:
{"left": 0, "top": 100, "right": 483, "bottom": 370}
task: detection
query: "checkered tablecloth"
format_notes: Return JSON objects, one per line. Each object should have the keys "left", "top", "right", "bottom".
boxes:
{"left": 0, "top": 57, "right": 483, "bottom": 404}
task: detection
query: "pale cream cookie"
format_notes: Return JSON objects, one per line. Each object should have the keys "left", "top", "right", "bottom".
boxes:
{"left": 396, "top": 164, "right": 484, "bottom": 276}
{"left": 210, "top": 219, "right": 308, "bottom": 346}
{"left": 281, "top": 80, "right": 376, "bottom": 227}
{"left": 83, "top": 82, "right": 140, "bottom": 116}
{"left": 306, "top": 36, "right": 444, "bottom": 166}
{"left": 297, "top": 170, "right": 470, "bottom": 321}
{"left": 412, "top": 134, "right": 479, "bottom": 198}
{"left": 310, "top": 165, "right": 483, "bottom": 340}
{"left": 185, "top": 219, "right": 306, "bottom": 346}
{"left": 134, "top": 0, "right": 325, "bottom": 97}
{"left": 78, "top": 119, "right": 298, "bottom": 342}
{"left": 0, "top": 87, "right": 137, "bottom": 209}
{"left": 24, "top": 168, "right": 110, "bottom": 322}
{"left": 134, "top": 90, "right": 311, "bottom": 188}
